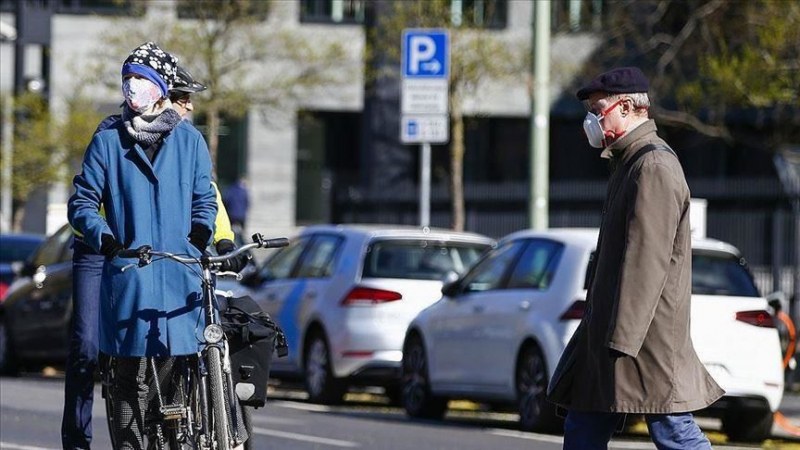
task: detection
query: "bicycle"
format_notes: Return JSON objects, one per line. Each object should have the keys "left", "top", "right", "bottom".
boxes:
{"left": 101, "top": 234, "right": 289, "bottom": 450}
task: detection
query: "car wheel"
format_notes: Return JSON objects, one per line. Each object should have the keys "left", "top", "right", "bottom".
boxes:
{"left": 304, "top": 332, "right": 346, "bottom": 404}
{"left": 0, "top": 318, "right": 19, "bottom": 375}
{"left": 722, "top": 408, "right": 773, "bottom": 443}
{"left": 401, "top": 334, "right": 447, "bottom": 420}
{"left": 517, "top": 344, "right": 560, "bottom": 432}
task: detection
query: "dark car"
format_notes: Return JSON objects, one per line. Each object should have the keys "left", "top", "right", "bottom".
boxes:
{"left": 0, "top": 224, "right": 73, "bottom": 373}
{"left": 0, "top": 233, "right": 45, "bottom": 301}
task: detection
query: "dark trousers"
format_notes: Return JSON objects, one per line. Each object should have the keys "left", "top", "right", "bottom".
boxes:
{"left": 564, "top": 410, "right": 712, "bottom": 450}
{"left": 62, "top": 240, "right": 104, "bottom": 450}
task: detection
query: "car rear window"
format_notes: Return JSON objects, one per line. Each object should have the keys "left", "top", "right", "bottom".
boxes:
{"left": 363, "top": 240, "right": 489, "bottom": 281}
{"left": 692, "top": 252, "right": 759, "bottom": 297}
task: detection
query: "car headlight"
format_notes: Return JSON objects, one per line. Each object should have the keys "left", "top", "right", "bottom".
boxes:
{"left": 203, "top": 324, "right": 224, "bottom": 344}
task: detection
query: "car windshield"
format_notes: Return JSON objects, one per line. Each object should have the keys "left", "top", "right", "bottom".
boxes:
{"left": 692, "top": 251, "right": 759, "bottom": 297}
{"left": 363, "top": 240, "right": 489, "bottom": 281}
{"left": 0, "top": 238, "right": 42, "bottom": 263}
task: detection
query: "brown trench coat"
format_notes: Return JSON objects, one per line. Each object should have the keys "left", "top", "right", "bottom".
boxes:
{"left": 547, "top": 120, "right": 724, "bottom": 413}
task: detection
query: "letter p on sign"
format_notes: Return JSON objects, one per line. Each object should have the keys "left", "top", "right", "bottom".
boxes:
{"left": 409, "top": 36, "right": 436, "bottom": 75}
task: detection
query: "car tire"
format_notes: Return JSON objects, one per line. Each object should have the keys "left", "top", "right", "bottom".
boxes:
{"left": 0, "top": 318, "right": 19, "bottom": 375}
{"left": 722, "top": 407, "right": 773, "bottom": 443}
{"left": 516, "top": 344, "right": 561, "bottom": 432}
{"left": 401, "top": 334, "right": 447, "bottom": 420}
{"left": 304, "top": 332, "right": 346, "bottom": 404}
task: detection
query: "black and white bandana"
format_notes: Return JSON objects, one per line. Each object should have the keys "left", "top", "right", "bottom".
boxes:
{"left": 121, "top": 42, "right": 179, "bottom": 96}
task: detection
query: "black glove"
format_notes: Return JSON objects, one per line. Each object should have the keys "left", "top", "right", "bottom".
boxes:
{"left": 216, "top": 239, "right": 250, "bottom": 273}
{"left": 100, "top": 234, "right": 124, "bottom": 260}
{"left": 188, "top": 224, "right": 212, "bottom": 253}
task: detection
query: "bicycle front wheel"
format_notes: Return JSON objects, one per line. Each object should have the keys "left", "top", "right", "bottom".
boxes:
{"left": 207, "top": 346, "right": 231, "bottom": 450}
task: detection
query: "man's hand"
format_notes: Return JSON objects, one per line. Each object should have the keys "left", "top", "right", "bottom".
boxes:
{"left": 100, "top": 234, "right": 124, "bottom": 260}
{"left": 216, "top": 239, "right": 251, "bottom": 273}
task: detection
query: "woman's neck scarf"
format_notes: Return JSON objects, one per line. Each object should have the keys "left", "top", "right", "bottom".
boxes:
{"left": 122, "top": 102, "right": 182, "bottom": 147}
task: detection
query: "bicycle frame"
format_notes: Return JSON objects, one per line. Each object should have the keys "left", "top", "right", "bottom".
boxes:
{"left": 104, "top": 234, "right": 288, "bottom": 450}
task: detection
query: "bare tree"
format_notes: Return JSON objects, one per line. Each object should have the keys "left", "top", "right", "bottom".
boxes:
{"left": 595, "top": 0, "right": 800, "bottom": 149}
{"left": 89, "top": 0, "right": 349, "bottom": 173}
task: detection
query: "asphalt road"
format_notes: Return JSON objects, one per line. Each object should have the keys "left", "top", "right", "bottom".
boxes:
{"left": 1, "top": 375, "right": 798, "bottom": 450}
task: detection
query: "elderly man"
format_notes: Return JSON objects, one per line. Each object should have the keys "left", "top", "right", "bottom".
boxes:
{"left": 547, "top": 67, "right": 724, "bottom": 449}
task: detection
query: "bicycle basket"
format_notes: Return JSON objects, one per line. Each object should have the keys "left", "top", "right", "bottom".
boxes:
{"left": 219, "top": 295, "right": 288, "bottom": 407}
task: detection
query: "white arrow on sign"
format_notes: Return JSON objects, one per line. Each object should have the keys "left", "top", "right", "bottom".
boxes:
{"left": 420, "top": 60, "right": 441, "bottom": 74}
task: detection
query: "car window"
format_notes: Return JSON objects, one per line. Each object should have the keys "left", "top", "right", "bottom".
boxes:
{"left": 507, "top": 239, "right": 564, "bottom": 290}
{"left": 584, "top": 251, "right": 596, "bottom": 289}
{"left": 30, "top": 225, "right": 72, "bottom": 268}
{"left": 296, "top": 235, "right": 343, "bottom": 278}
{"left": 362, "top": 240, "right": 489, "bottom": 281}
{"left": 692, "top": 251, "right": 759, "bottom": 297}
{"left": 260, "top": 237, "right": 309, "bottom": 280}
{"left": 460, "top": 240, "right": 525, "bottom": 293}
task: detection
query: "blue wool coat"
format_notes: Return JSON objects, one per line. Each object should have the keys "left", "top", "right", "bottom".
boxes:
{"left": 68, "top": 120, "right": 217, "bottom": 357}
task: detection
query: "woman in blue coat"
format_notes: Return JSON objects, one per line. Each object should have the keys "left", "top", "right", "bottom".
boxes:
{"left": 68, "top": 42, "right": 216, "bottom": 448}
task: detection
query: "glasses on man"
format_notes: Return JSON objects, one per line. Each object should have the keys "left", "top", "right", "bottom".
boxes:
{"left": 174, "top": 95, "right": 192, "bottom": 106}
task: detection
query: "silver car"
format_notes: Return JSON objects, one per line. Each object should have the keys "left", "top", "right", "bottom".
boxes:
{"left": 224, "top": 225, "right": 494, "bottom": 404}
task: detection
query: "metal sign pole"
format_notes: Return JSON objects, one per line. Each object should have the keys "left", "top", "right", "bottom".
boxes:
{"left": 420, "top": 142, "right": 431, "bottom": 227}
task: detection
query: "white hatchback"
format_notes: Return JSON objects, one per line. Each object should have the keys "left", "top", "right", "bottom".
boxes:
{"left": 402, "top": 228, "right": 783, "bottom": 443}
{"left": 221, "top": 225, "right": 494, "bottom": 404}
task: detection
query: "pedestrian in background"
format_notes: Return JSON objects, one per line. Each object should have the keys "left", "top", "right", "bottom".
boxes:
{"left": 547, "top": 67, "right": 724, "bottom": 449}
{"left": 223, "top": 177, "right": 249, "bottom": 242}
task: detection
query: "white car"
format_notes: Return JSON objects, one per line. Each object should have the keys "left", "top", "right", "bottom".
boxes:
{"left": 221, "top": 225, "right": 494, "bottom": 404}
{"left": 402, "top": 228, "right": 783, "bottom": 442}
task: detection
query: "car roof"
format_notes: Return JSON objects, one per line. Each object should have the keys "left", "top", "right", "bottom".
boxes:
{"left": 501, "top": 227, "right": 742, "bottom": 256}
{"left": 0, "top": 233, "right": 45, "bottom": 244}
{"left": 298, "top": 224, "right": 495, "bottom": 245}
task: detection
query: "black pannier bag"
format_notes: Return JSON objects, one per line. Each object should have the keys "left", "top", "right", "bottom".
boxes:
{"left": 219, "top": 295, "right": 288, "bottom": 408}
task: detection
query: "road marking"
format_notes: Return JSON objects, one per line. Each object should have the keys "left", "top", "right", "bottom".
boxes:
{"left": 0, "top": 443, "right": 57, "bottom": 450}
{"left": 270, "top": 400, "right": 332, "bottom": 412}
{"left": 249, "top": 414, "right": 303, "bottom": 425}
{"left": 488, "top": 429, "right": 658, "bottom": 449}
{"left": 252, "top": 427, "right": 360, "bottom": 447}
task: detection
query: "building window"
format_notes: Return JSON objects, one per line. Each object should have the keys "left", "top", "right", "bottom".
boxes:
{"left": 301, "top": 0, "right": 366, "bottom": 24}
{"left": 176, "top": 0, "right": 269, "bottom": 20}
{"left": 552, "top": 0, "right": 606, "bottom": 33}
{"left": 55, "top": 0, "right": 143, "bottom": 15}
{"left": 450, "top": 0, "right": 507, "bottom": 29}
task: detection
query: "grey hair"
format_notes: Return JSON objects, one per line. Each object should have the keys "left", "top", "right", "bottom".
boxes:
{"left": 612, "top": 92, "right": 650, "bottom": 111}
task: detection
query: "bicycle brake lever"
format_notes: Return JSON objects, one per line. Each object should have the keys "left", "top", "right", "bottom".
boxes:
{"left": 216, "top": 271, "right": 243, "bottom": 280}
{"left": 120, "top": 263, "right": 137, "bottom": 272}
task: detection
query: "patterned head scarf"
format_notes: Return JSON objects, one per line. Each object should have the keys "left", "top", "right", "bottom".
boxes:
{"left": 121, "top": 42, "right": 178, "bottom": 98}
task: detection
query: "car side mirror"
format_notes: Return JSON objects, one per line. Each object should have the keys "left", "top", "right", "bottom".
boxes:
{"left": 442, "top": 279, "right": 461, "bottom": 298}
{"left": 766, "top": 291, "right": 787, "bottom": 312}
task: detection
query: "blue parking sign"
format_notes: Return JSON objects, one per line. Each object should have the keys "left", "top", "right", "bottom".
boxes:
{"left": 402, "top": 29, "right": 449, "bottom": 79}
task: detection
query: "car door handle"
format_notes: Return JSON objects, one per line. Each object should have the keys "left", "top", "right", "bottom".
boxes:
{"left": 472, "top": 305, "right": 485, "bottom": 313}
{"left": 519, "top": 301, "right": 531, "bottom": 311}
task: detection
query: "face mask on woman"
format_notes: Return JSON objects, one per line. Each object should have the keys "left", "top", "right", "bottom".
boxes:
{"left": 122, "top": 77, "right": 163, "bottom": 114}
{"left": 582, "top": 99, "right": 624, "bottom": 148}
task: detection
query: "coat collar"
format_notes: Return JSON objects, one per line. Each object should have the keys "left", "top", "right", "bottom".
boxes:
{"left": 600, "top": 119, "right": 658, "bottom": 162}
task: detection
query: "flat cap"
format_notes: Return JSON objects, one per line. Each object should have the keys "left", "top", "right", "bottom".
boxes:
{"left": 576, "top": 67, "right": 649, "bottom": 100}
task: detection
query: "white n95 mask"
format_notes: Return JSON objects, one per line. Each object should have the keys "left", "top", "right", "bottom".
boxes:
{"left": 582, "top": 99, "right": 623, "bottom": 148}
{"left": 122, "top": 77, "right": 162, "bottom": 114}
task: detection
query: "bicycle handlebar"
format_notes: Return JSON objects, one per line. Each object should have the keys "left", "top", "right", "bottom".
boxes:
{"left": 118, "top": 233, "right": 289, "bottom": 271}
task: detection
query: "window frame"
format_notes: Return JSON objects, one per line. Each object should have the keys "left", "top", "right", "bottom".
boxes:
{"left": 299, "top": 0, "right": 366, "bottom": 25}
{"left": 259, "top": 236, "right": 312, "bottom": 281}
{"left": 457, "top": 239, "right": 526, "bottom": 294}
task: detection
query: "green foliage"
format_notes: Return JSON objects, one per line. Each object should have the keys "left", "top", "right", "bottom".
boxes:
{"left": 600, "top": 0, "right": 799, "bottom": 144}
{"left": 0, "top": 92, "right": 103, "bottom": 203}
